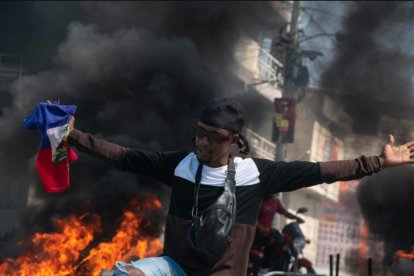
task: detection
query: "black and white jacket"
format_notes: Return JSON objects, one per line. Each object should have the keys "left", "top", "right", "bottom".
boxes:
{"left": 68, "top": 129, "right": 381, "bottom": 276}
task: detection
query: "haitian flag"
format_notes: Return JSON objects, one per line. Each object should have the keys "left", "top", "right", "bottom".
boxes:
{"left": 24, "top": 101, "right": 78, "bottom": 193}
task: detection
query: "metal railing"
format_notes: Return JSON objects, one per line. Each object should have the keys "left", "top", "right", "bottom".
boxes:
{"left": 245, "top": 128, "right": 276, "bottom": 160}
{"left": 257, "top": 48, "right": 284, "bottom": 87}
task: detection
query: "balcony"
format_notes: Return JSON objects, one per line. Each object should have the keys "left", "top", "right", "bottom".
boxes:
{"left": 257, "top": 47, "right": 284, "bottom": 88}
{"left": 234, "top": 38, "right": 283, "bottom": 101}
{"left": 245, "top": 128, "right": 276, "bottom": 160}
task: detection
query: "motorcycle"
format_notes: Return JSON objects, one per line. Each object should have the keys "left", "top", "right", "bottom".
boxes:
{"left": 247, "top": 207, "right": 316, "bottom": 275}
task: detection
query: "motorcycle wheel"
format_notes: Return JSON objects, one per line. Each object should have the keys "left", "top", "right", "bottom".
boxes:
{"left": 296, "top": 264, "right": 316, "bottom": 274}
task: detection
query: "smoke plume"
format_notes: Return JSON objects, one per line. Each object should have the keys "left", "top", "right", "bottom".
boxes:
{"left": 320, "top": 2, "right": 414, "bottom": 136}
{"left": 320, "top": 2, "right": 414, "bottom": 270}
{"left": 357, "top": 167, "right": 414, "bottom": 265}
{"left": 0, "top": 1, "right": 278, "bottom": 259}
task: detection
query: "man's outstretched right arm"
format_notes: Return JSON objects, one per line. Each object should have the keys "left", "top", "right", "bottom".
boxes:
{"left": 67, "top": 128, "right": 188, "bottom": 184}
{"left": 67, "top": 129, "right": 127, "bottom": 170}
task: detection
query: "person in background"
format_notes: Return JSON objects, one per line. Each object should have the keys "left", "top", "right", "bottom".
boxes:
{"left": 251, "top": 193, "right": 304, "bottom": 271}
{"left": 256, "top": 193, "right": 304, "bottom": 238}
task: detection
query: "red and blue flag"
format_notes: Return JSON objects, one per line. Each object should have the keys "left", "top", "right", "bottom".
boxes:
{"left": 24, "top": 101, "right": 78, "bottom": 193}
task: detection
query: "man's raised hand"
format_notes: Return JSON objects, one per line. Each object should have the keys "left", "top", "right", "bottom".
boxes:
{"left": 380, "top": 134, "right": 414, "bottom": 168}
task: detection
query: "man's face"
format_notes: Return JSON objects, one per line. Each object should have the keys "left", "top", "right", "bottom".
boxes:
{"left": 193, "top": 121, "right": 238, "bottom": 167}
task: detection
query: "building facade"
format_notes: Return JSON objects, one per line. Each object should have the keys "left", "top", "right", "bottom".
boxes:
{"left": 232, "top": 3, "right": 379, "bottom": 274}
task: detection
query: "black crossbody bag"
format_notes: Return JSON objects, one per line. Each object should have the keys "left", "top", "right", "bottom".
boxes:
{"left": 186, "top": 157, "right": 237, "bottom": 264}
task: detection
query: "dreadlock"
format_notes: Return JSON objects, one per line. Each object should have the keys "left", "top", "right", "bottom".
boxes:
{"left": 237, "top": 133, "right": 250, "bottom": 155}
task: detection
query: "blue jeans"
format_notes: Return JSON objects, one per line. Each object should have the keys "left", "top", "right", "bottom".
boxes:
{"left": 113, "top": 256, "right": 187, "bottom": 276}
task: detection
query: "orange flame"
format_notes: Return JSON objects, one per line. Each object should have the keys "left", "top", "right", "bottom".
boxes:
{"left": 0, "top": 214, "right": 100, "bottom": 276}
{"left": 0, "top": 196, "right": 163, "bottom": 276}
{"left": 394, "top": 250, "right": 414, "bottom": 262}
{"left": 78, "top": 210, "right": 162, "bottom": 275}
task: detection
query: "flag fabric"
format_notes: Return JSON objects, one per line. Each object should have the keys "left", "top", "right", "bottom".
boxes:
{"left": 24, "top": 101, "right": 78, "bottom": 193}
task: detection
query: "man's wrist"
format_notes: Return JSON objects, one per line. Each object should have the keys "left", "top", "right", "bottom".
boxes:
{"left": 375, "top": 155, "right": 384, "bottom": 171}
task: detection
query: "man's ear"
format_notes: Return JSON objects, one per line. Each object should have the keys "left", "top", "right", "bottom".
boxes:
{"left": 231, "top": 134, "right": 240, "bottom": 145}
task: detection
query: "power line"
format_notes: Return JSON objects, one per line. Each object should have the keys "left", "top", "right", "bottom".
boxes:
{"left": 301, "top": 4, "right": 414, "bottom": 32}
{"left": 303, "top": 45, "right": 336, "bottom": 52}
{"left": 301, "top": 5, "right": 347, "bottom": 19}
{"left": 301, "top": 8, "right": 337, "bottom": 44}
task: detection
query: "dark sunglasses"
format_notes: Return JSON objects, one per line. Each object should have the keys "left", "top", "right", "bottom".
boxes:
{"left": 192, "top": 125, "right": 231, "bottom": 144}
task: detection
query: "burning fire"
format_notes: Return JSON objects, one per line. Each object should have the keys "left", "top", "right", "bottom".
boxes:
{"left": 392, "top": 248, "right": 414, "bottom": 276}
{"left": 394, "top": 249, "right": 414, "bottom": 262}
{"left": 0, "top": 195, "right": 163, "bottom": 276}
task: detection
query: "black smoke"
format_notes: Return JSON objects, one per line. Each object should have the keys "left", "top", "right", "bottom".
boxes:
{"left": 357, "top": 167, "right": 414, "bottom": 265}
{"left": 0, "top": 1, "right": 280, "bottom": 260}
{"left": 320, "top": 1, "right": 414, "bottom": 137}
{"left": 320, "top": 1, "right": 414, "bottom": 270}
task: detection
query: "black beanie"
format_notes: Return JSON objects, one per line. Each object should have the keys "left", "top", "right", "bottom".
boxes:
{"left": 199, "top": 97, "right": 245, "bottom": 133}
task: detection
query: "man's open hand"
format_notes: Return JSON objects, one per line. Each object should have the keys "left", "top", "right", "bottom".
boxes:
{"left": 380, "top": 134, "right": 414, "bottom": 168}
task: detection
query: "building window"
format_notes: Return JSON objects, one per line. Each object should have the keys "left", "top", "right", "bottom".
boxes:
{"left": 258, "top": 37, "right": 273, "bottom": 79}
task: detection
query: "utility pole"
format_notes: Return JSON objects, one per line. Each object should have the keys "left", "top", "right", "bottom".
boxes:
{"left": 275, "top": 0, "right": 301, "bottom": 162}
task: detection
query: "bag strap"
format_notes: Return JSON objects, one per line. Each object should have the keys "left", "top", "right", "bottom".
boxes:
{"left": 191, "top": 161, "right": 204, "bottom": 219}
{"left": 191, "top": 157, "right": 236, "bottom": 220}
{"left": 224, "top": 157, "right": 236, "bottom": 193}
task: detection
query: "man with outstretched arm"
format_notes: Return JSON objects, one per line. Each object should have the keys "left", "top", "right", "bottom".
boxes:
{"left": 63, "top": 97, "right": 414, "bottom": 276}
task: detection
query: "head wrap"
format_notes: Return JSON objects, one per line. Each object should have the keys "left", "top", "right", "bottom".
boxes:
{"left": 200, "top": 97, "right": 244, "bottom": 133}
